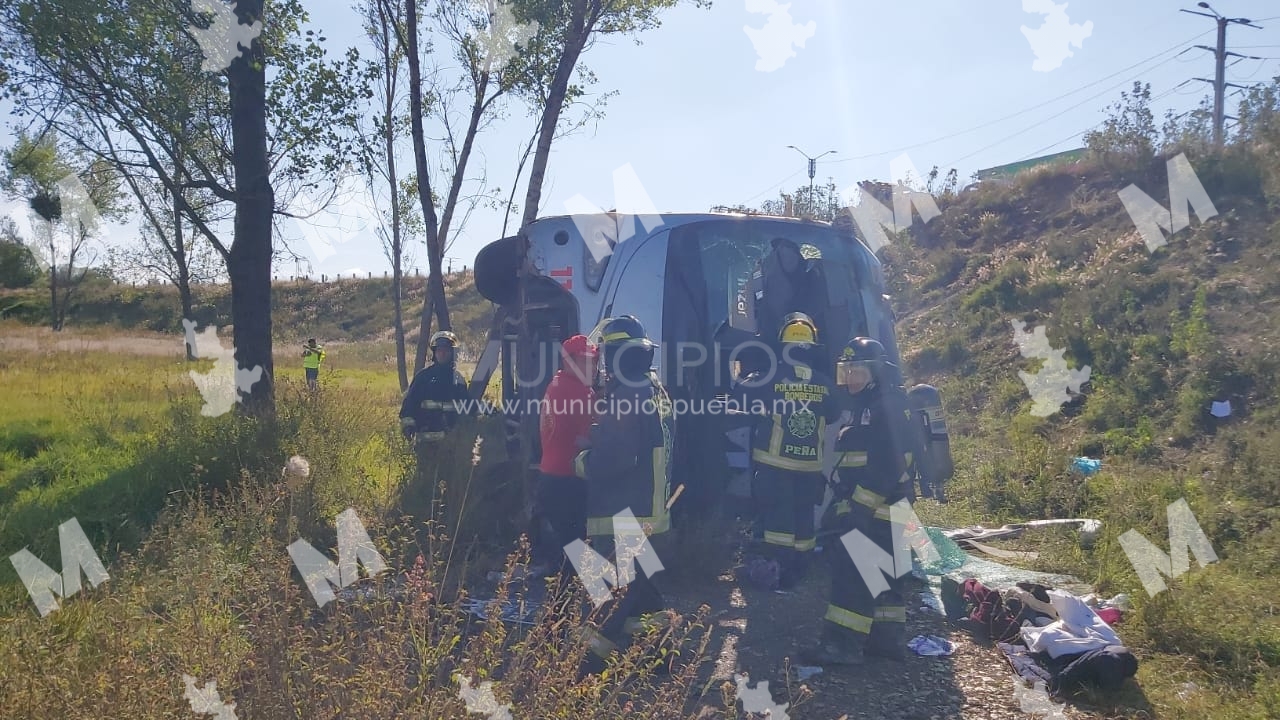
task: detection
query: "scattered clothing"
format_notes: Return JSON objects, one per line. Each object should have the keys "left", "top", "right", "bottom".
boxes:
{"left": 908, "top": 635, "right": 956, "bottom": 656}
{"left": 1000, "top": 641, "right": 1139, "bottom": 698}
{"left": 998, "top": 641, "right": 1054, "bottom": 688}
{"left": 960, "top": 578, "right": 1028, "bottom": 642}
{"left": 1210, "top": 400, "right": 1232, "bottom": 418}
{"left": 1045, "top": 645, "right": 1138, "bottom": 695}
{"left": 1020, "top": 590, "right": 1121, "bottom": 659}
{"left": 1095, "top": 607, "right": 1122, "bottom": 626}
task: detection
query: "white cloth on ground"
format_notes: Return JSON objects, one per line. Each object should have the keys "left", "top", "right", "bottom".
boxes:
{"left": 1020, "top": 590, "right": 1121, "bottom": 659}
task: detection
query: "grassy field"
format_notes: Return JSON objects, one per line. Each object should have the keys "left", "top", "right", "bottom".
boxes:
{"left": 2, "top": 323, "right": 1276, "bottom": 717}
{"left": 0, "top": 328, "right": 721, "bottom": 719}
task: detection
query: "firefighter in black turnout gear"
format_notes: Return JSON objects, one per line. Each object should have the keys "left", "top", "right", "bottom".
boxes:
{"left": 807, "top": 336, "right": 929, "bottom": 665}
{"left": 399, "top": 331, "right": 473, "bottom": 442}
{"left": 739, "top": 313, "right": 840, "bottom": 589}
{"left": 573, "top": 315, "right": 676, "bottom": 671}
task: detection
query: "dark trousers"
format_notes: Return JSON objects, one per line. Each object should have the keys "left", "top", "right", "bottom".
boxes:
{"left": 305, "top": 367, "right": 319, "bottom": 388}
{"left": 826, "top": 507, "right": 906, "bottom": 643}
{"left": 535, "top": 472, "right": 587, "bottom": 568}
{"left": 579, "top": 534, "right": 668, "bottom": 669}
{"left": 755, "top": 465, "right": 821, "bottom": 587}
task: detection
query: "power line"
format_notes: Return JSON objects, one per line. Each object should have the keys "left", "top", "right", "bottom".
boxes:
{"left": 824, "top": 28, "right": 1215, "bottom": 165}
{"left": 941, "top": 50, "right": 1194, "bottom": 168}
{"left": 1014, "top": 130, "right": 1087, "bottom": 163}
{"left": 1013, "top": 80, "right": 1192, "bottom": 164}
{"left": 739, "top": 168, "right": 804, "bottom": 206}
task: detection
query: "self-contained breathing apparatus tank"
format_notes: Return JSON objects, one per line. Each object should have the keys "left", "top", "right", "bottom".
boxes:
{"left": 906, "top": 383, "right": 954, "bottom": 501}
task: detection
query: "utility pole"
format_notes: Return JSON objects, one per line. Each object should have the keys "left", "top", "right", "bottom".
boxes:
{"left": 1182, "top": 3, "right": 1262, "bottom": 147}
{"left": 786, "top": 146, "right": 837, "bottom": 215}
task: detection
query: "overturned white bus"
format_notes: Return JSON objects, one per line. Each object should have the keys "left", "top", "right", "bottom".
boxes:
{"left": 471, "top": 211, "right": 953, "bottom": 519}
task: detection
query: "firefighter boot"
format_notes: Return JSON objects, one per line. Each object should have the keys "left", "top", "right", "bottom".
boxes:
{"left": 865, "top": 620, "right": 907, "bottom": 661}
{"left": 801, "top": 625, "right": 866, "bottom": 666}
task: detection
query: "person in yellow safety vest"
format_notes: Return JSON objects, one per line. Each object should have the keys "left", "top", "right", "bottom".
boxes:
{"left": 572, "top": 315, "right": 676, "bottom": 673}
{"left": 399, "top": 331, "right": 473, "bottom": 443}
{"left": 302, "top": 338, "right": 326, "bottom": 389}
{"left": 737, "top": 312, "right": 840, "bottom": 590}
{"left": 805, "top": 336, "right": 929, "bottom": 665}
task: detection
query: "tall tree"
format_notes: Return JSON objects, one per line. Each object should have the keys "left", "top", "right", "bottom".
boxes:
{"left": 225, "top": 0, "right": 275, "bottom": 412}
{"left": 1, "top": 0, "right": 366, "bottom": 414}
{"left": 0, "top": 217, "right": 41, "bottom": 289}
{"left": 514, "top": 0, "right": 709, "bottom": 232}
{"left": 358, "top": 0, "right": 414, "bottom": 389}
{"left": 107, "top": 172, "right": 224, "bottom": 336}
{"left": 509, "top": 0, "right": 709, "bottom": 368}
{"left": 401, "top": 0, "right": 539, "bottom": 373}
{"left": 2, "top": 133, "right": 124, "bottom": 330}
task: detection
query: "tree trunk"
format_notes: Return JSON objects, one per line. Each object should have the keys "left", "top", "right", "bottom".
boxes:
{"left": 227, "top": 0, "right": 275, "bottom": 415}
{"left": 47, "top": 262, "right": 58, "bottom": 331}
{"left": 174, "top": 167, "right": 196, "bottom": 361}
{"left": 381, "top": 2, "right": 408, "bottom": 391}
{"left": 517, "top": 4, "right": 591, "bottom": 233}
{"left": 509, "top": 2, "right": 592, "bottom": 461}
{"left": 435, "top": 74, "right": 489, "bottom": 257}
{"left": 178, "top": 262, "right": 195, "bottom": 359}
{"left": 405, "top": 0, "right": 451, "bottom": 374}
{"left": 393, "top": 265, "right": 408, "bottom": 386}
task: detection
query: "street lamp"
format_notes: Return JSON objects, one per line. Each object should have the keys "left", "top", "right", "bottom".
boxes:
{"left": 786, "top": 145, "right": 838, "bottom": 212}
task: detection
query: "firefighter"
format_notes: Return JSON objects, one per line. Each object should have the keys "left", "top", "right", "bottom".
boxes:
{"left": 572, "top": 315, "right": 676, "bottom": 670}
{"left": 533, "top": 334, "right": 598, "bottom": 572}
{"left": 399, "top": 331, "right": 472, "bottom": 443}
{"left": 738, "top": 312, "right": 839, "bottom": 590}
{"left": 807, "top": 336, "right": 927, "bottom": 664}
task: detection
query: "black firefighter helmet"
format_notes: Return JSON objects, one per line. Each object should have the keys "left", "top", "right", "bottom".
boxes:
{"left": 837, "top": 336, "right": 890, "bottom": 391}
{"left": 599, "top": 315, "right": 655, "bottom": 379}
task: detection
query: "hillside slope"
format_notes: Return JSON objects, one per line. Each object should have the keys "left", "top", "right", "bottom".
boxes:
{"left": 885, "top": 153, "right": 1280, "bottom": 717}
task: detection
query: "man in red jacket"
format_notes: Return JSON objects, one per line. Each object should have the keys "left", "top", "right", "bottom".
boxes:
{"left": 534, "top": 334, "right": 598, "bottom": 572}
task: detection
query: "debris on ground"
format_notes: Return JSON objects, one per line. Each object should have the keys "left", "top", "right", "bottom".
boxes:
{"left": 908, "top": 634, "right": 957, "bottom": 656}
{"left": 1070, "top": 457, "right": 1102, "bottom": 476}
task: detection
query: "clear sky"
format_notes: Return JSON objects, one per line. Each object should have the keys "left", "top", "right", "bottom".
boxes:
{"left": 7, "top": 0, "right": 1280, "bottom": 278}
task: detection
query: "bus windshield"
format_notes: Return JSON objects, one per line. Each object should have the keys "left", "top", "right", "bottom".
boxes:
{"left": 667, "top": 219, "right": 882, "bottom": 354}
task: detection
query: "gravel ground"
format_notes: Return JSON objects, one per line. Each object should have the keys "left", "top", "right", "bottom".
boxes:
{"left": 665, "top": 554, "right": 1101, "bottom": 720}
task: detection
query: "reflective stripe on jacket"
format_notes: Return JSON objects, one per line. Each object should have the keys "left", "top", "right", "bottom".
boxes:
{"left": 578, "top": 372, "right": 675, "bottom": 538}
{"left": 399, "top": 361, "right": 472, "bottom": 435}
{"left": 739, "top": 360, "right": 839, "bottom": 472}
{"left": 833, "top": 384, "right": 924, "bottom": 510}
